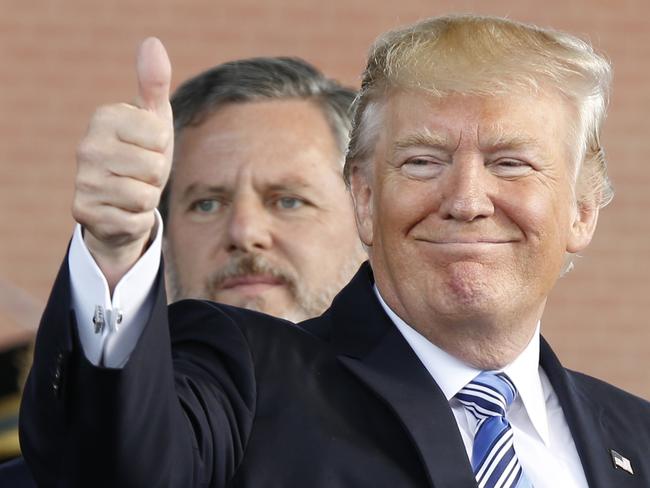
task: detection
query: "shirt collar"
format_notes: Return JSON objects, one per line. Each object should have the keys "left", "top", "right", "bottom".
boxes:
{"left": 501, "top": 324, "right": 550, "bottom": 445}
{"left": 373, "top": 285, "right": 550, "bottom": 446}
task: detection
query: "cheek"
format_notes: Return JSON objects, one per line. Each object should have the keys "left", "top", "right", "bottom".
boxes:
{"left": 375, "top": 179, "right": 437, "bottom": 243}
{"left": 276, "top": 220, "right": 339, "bottom": 265}
{"left": 500, "top": 184, "right": 573, "bottom": 257}
{"left": 167, "top": 219, "right": 221, "bottom": 268}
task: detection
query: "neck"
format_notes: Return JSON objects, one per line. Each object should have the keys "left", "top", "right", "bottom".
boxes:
{"left": 423, "top": 309, "right": 542, "bottom": 370}
{"left": 376, "top": 285, "right": 545, "bottom": 370}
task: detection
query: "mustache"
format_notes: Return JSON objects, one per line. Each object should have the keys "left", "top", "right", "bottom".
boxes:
{"left": 207, "top": 254, "right": 297, "bottom": 294}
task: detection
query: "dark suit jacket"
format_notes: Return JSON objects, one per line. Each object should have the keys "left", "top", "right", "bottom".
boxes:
{"left": 0, "top": 457, "right": 37, "bottom": 487}
{"left": 19, "top": 260, "right": 650, "bottom": 487}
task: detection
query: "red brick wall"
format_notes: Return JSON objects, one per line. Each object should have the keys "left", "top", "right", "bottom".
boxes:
{"left": 1, "top": 0, "right": 649, "bottom": 397}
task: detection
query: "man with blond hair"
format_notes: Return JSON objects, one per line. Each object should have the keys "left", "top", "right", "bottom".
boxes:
{"left": 21, "top": 15, "right": 650, "bottom": 487}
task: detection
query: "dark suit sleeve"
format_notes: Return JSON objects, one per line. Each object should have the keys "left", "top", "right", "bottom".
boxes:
{"left": 19, "top": 257, "right": 257, "bottom": 488}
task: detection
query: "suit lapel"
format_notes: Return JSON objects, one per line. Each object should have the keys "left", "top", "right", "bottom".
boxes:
{"left": 327, "top": 264, "right": 477, "bottom": 488}
{"left": 541, "top": 338, "right": 637, "bottom": 487}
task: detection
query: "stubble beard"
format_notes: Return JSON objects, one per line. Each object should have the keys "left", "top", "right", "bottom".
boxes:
{"left": 166, "top": 251, "right": 364, "bottom": 323}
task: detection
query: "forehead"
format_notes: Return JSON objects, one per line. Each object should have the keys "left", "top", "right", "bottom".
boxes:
{"left": 379, "top": 89, "right": 576, "bottom": 154}
{"left": 172, "top": 99, "right": 341, "bottom": 187}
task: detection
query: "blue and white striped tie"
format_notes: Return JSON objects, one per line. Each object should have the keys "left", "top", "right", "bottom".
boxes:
{"left": 456, "top": 372, "right": 532, "bottom": 488}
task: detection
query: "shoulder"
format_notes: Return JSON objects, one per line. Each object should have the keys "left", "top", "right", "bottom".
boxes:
{"left": 168, "top": 299, "right": 289, "bottom": 330}
{"left": 542, "top": 337, "right": 650, "bottom": 420}
{"left": 568, "top": 370, "right": 649, "bottom": 406}
{"left": 566, "top": 369, "right": 650, "bottom": 424}
{"left": 167, "top": 299, "right": 333, "bottom": 356}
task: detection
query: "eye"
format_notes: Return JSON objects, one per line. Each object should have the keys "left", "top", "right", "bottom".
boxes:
{"left": 190, "top": 199, "right": 222, "bottom": 214}
{"left": 274, "top": 196, "right": 304, "bottom": 210}
{"left": 491, "top": 159, "right": 534, "bottom": 177}
{"left": 401, "top": 157, "right": 445, "bottom": 179}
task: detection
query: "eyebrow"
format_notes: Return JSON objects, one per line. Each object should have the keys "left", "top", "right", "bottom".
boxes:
{"left": 391, "top": 129, "right": 546, "bottom": 157}
{"left": 391, "top": 131, "right": 452, "bottom": 158}
{"left": 478, "top": 126, "right": 545, "bottom": 154}
{"left": 178, "top": 183, "right": 226, "bottom": 202}
{"left": 179, "top": 178, "right": 317, "bottom": 201}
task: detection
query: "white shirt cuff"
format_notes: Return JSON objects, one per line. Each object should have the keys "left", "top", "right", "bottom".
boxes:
{"left": 69, "top": 211, "right": 163, "bottom": 368}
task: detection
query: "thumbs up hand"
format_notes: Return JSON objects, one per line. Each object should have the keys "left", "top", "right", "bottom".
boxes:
{"left": 72, "top": 38, "right": 173, "bottom": 291}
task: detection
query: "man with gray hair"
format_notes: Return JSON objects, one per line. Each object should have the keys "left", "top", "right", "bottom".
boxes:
{"left": 162, "top": 58, "right": 365, "bottom": 321}
{"left": 21, "top": 15, "right": 650, "bottom": 487}
{"left": 5, "top": 56, "right": 365, "bottom": 487}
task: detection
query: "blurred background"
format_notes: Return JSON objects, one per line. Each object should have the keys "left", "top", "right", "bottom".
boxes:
{"left": 1, "top": 0, "right": 648, "bottom": 456}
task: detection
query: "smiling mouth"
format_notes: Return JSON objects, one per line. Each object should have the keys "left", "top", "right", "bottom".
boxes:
{"left": 417, "top": 242, "right": 516, "bottom": 263}
{"left": 415, "top": 237, "right": 517, "bottom": 244}
{"left": 430, "top": 240, "right": 514, "bottom": 244}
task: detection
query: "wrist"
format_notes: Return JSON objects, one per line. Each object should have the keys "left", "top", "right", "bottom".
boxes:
{"left": 83, "top": 230, "right": 154, "bottom": 294}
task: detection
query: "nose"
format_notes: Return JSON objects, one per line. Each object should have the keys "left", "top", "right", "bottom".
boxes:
{"left": 225, "top": 196, "right": 273, "bottom": 253}
{"left": 438, "top": 157, "right": 494, "bottom": 222}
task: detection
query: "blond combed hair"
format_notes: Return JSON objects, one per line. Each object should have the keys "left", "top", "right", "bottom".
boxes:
{"left": 345, "top": 14, "right": 614, "bottom": 208}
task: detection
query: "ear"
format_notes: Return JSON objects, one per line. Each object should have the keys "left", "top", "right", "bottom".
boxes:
{"left": 566, "top": 199, "right": 599, "bottom": 253}
{"left": 349, "top": 163, "right": 374, "bottom": 247}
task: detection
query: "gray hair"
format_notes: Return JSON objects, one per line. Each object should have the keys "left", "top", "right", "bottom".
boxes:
{"left": 159, "top": 57, "right": 356, "bottom": 223}
{"left": 345, "top": 14, "right": 614, "bottom": 209}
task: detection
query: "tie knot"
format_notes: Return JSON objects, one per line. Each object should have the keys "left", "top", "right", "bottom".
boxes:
{"left": 457, "top": 372, "right": 517, "bottom": 420}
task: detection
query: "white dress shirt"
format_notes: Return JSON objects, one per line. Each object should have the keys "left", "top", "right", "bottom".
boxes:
{"left": 374, "top": 289, "right": 589, "bottom": 487}
{"left": 69, "top": 219, "right": 588, "bottom": 485}
{"left": 69, "top": 214, "right": 161, "bottom": 368}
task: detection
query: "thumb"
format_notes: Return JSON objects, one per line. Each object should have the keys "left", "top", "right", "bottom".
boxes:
{"left": 134, "top": 37, "right": 172, "bottom": 115}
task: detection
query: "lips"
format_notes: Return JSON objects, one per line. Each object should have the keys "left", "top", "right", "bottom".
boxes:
{"left": 414, "top": 236, "right": 517, "bottom": 244}
{"left": 219, "top": 274, "right": 285, "bottom": 290}
{"left": 430, "top": 239, "right": 514, "bottom": 244}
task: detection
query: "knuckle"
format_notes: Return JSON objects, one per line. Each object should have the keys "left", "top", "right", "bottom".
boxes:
{"left": 148, "top": 155, "right": 168, "bottom": 187}
{"left": 148, "top": 173, "right": 163, "bottom": 189}
{"left": 91, "top": 104, "right": 118, "bottom": 125}
{"left": 132, "top": 187, "right": 160, "bottom": 213}
{"left": 145, "top": 186, "right": 162, "bottom": 209}
{"left": 76, "top": 137, "right": 112, "bottom": 167}
{"left": 89, "top": 104, "right": 133, "bottom": 140}
{"left": 76, "top": 138, "right": 96, "bottom": 163}
{"left": 140, "top": 117, "right": 171, "bottom": 153}
{"left": 131, "top": 213, "right": 155, "bottom": 237}
{"left": 74, "top": 172, "right": 97, "bottom": 195}
{"left": 153, "top": 125, "right": 172, "bottom": 152}
{"left": 130, "top": 195, "right": 147, "bottom": 213}
{"left": 71, "top": 200, "right": 88, "bottom": 225}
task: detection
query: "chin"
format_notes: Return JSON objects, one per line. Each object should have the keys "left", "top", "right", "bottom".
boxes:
{"left": 435, "top": 297, "right": 498, "bottom": 320}
{"left": 435, "top": 278, "right": 507, "bottom": 318}
{"left": 442, "top": 263, "right": 494, "bottom": 298}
